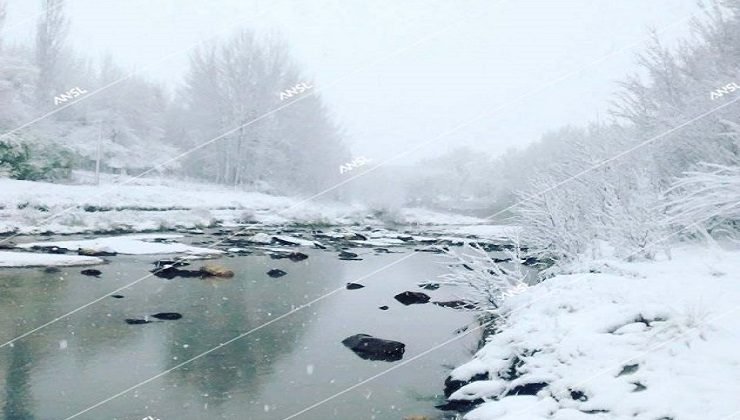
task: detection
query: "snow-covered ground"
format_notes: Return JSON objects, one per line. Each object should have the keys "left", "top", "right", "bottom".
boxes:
{"left": 0, "top": 175, "right": 484, "bottom": 235}
{"left": 447, "top": 244, "right": 740, "bottom": 420}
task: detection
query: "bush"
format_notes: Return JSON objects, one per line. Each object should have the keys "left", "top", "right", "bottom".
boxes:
{"left": 0, "top": 138, "right": 75, "bottom": 181}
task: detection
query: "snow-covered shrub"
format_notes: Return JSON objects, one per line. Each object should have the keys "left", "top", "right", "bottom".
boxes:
{"left": 598, "top": 168, "right": 669, "bottom": 260}
{"left": 439, "top": 239, "right": 528, "bottom": 310}
{"left": 516, "top": 176, "right": 597, "bottom": 266}
{"left": 664, "top": 162, "right": 740, "bottom": 237}
{"left": 0, "top": 135, "right": 75, "bottom": 181}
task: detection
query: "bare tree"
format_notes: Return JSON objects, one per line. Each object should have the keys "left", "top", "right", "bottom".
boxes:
{"left": 35, "top": 0, "right": 69, "bottom": 108}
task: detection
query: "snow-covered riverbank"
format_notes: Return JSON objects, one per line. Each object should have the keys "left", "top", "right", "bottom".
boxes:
{"left": 445, "top": 244, "right": 740, "bottom": 420}
{"left": 0, "top": 176, "right": 484, "bottom": 235}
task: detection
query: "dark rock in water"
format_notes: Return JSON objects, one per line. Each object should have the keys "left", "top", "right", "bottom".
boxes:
{"left": 344, "top": 233, "right": 367, "bottom": 241}
{"left": 152, "top": 266, "right": 202, "bottom": 279}
{"left": 43, "top": 266, "right": 61, "bottom": 273}
{"left": 80, "top": 269, "right": 102, "bottom": 277}
{"left": 346, "top": 283, "right": 364, "bottom": 290}
{"left": 111, "top": 294, "right": 124, "bottom": 299}
{"left": 394, "top": 291, "right": 430, "bottom": 305}
{"left": 433, "top": 300, "right": 478, "bottom": 310}
{"left": 338, "top": 250, "right": 358, "bottom": 258}
{"left": 374, "top": 248, "right": 391, "bottom": 254}
{"left": 444, "top": 372, "right": 489, "bottom": 398}
{"left": 288, "top": 252, "right": 309, "bottom": 262}
{"left": 379, "top": 305, "right": 389, "bottom": 310}
{"left": 125, "top": 318, "right": 152, "bottom": 325}
{"left": 78, "top": 248, "right": 117, "bottom": 257}
{"left": 267, "top": 269, "right": 287, "bottom": 278}
{"left": 341, "top": 334, "right": 405, "bottom": 362}
{"left": 435, "top": 398, "right": 483, "bottom": 412}
{"left": 338, "top": 250, "right": 362, "bottom": 261}
{"left": 522, "top": 256, "right": 541, "bottom": 266}
{"left": 31, "top": 245, "right": 67, "bottom": 254}
{"left": 151, "top": 312, "right": 182, "bottom": 320}
{"left": 505, "top": 382, "right": 548, "bottom": 396}
{"left": 414, "top": 247, "right": 443, "bottom": 253}
{"left": 418, "top": 282, "right": 440, "bottom": 290}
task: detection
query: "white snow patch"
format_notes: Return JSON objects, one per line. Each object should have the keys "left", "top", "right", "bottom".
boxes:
{"left": 0, "top": 251, "right": 103, "bottom": 267}
{"left": 17, "top": 234, "right": 222, "bottom": 255}
{"left": 452, "top": 245, "right": 740, "bottom": 420}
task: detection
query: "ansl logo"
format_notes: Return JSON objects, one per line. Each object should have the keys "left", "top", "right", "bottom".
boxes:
{"left": 53, "top": 87, "right": 88, "bottom": 105}
{"left": 710, "top": 82, "right": 740, "bottom": 100}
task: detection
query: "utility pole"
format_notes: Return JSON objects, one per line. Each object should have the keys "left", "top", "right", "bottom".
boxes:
{"left": 95, "top": 120, "right": 102, "bottom": 185}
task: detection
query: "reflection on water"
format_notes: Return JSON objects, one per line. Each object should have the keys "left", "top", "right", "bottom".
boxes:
{"left": 0, "top": 244, "right": 478, "bottom": 420}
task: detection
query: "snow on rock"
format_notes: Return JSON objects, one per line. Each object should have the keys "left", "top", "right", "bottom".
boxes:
{"left": 247, "top": 233, "right": 273, "bottom": 244}
{"left": 0, "top": 251, "right": 103, "bottom": 267}
{"left": 272, "top": 235, "right": 319, "bottom": 247}
{"left": 449, "top": 245, "right": 740, "bottom": 420}
{"left": 17, "top": 234, "right": 222, "bottom": 255}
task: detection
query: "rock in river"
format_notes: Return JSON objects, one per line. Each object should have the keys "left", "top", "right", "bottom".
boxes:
{"left": 267, "top": 269, "right": 287, "bottom": 278}
{"left": 346, "top": 282, "right": 364, "bottom": 290}
{"left": 125, "top": 318, "right": 152, "bottom": 325}
{"left": 78, "top": 247, "right": 117, "bottom": 257}
{"left": 80, "top": 269, "right": 102, "bottom": 277}
{"left": 199, "top": 263, "right": 234, "bottom": 278}
{"left": 151, "top": 312, "right": 183, "bottom": 320}
{"left": 394, "top": 291, "right": 430, "bottom": 305}
{"left": 341, "top": 334, "right": 405, "bottom": 362}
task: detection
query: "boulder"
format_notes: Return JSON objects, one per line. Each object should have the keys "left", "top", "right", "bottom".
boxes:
{"left": 394, "top": 291, "right": 430, "bottom": 305}
{"left": 110, "top": 294, "right": 124, "bottom": 299}
{"left": 152, "top": 266, "right": 201, "bottom": 279}
{"left": 267, "top": 269, "right": 287, "bottom": 278}
{"left": 433, "top": 300, "right": 478, "bottom": 310}
{"left": 125, "top": 318, "right": 152, "bottom": 325}
{"left": 80, "top": 269, "right": 102, "bottom": 277}
{"left": 418, "top": 282, "right": 440, "bottom": 290}
{"left": 199, "top": 263, "right": 234, "bottom": 278}
{"left": 346, "top": 283, "right": 365, "bottom": 290}
{"left": 341, "top": 334, "right": 405, "bottom": 362}
{"left": 151, "top": 312, "right": 182, "bottom": 320}
{"left": 379, "top": 305, "right": 389, "bottom": 310}
{"left": 78, "top": 247, "right": 117, "bottom": 257}
{"left": 288, "top": 252, "right": 309, "bottom": 262}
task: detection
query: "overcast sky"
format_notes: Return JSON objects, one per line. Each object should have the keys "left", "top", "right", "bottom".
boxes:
{"left": 4, "top": 0, "right": 701, "bottom": 162}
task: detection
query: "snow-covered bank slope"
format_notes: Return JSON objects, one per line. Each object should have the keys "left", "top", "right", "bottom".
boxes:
{"left": 448, "top": 245, "right": 740, "bottom": 420}
{"left": 0, "top": 177, "right": 483, "bottom": 234}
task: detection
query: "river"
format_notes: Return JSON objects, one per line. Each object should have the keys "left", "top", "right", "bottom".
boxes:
{"left": 0, "top": 228, "right": 487, "bottom": 420}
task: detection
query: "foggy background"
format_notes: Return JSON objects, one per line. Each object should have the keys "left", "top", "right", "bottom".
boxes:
{"left": 3, "top": 0, "right": 699, "bottom": 162}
